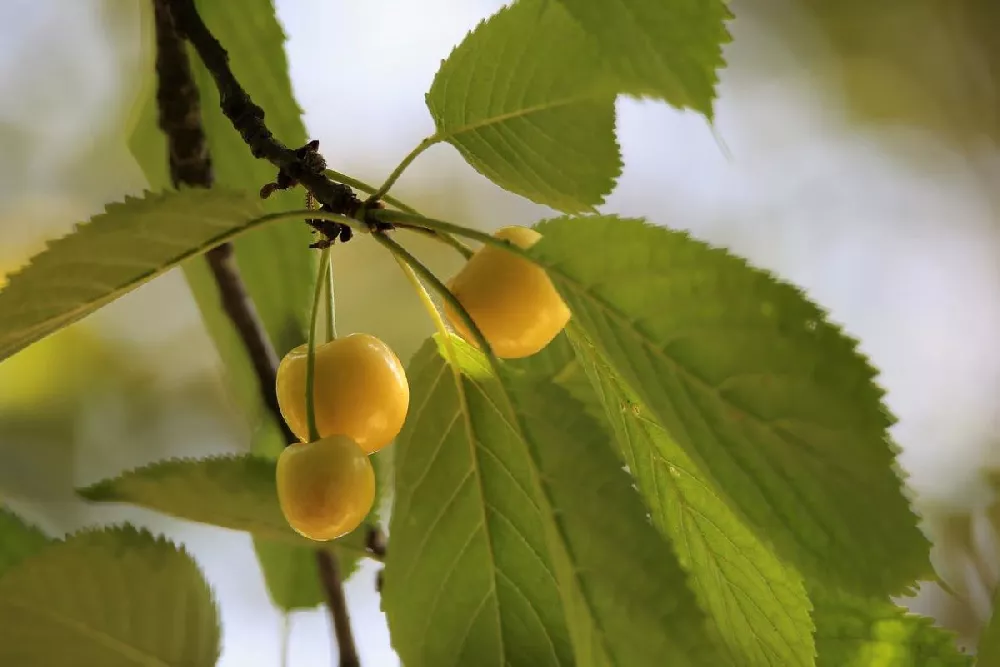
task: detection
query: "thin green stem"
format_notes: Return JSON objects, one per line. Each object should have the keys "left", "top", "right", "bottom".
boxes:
{"left": 371, "top": 232, "right": 499, "bottom": 367}
{"left": 325, "top": 169, "right": 420, "bottom": 215}
{"left": 324, "top": 250, "right": 337, "bottom": 340}
{"left": 366, "top": 135, "right": 438, "bottom": 204}
{"left": 280, "top": 613, "right": 292, "bottom": 667}
{"left": 324, "top": 167, "right": 472, "bottom": 258}
{"left": 399, "top": 225, "right": 475, "bottom": 259}
{"left": 305, "top": 247, "right": 331, "bottom": 443}
{"left": 372, "top": 209, "right": 526, "bottom": 258}
{"left": 380, "top": 236, "right": 469, "bottom": 394}
{"left": 387, "top": 242, "right": 449, "bottom": 335}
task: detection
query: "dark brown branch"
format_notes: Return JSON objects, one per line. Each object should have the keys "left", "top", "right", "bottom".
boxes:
{"left": 317, "top": 551, "right": 361, "bottom": 667}
{"left": 151, "top": 4, "right": 367, "bottom": 665}
{"left": 166, "top": 0, "right": 366, "bottom": 220}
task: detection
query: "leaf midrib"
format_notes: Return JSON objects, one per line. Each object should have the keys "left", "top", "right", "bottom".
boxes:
{"left": 443, "top": 338, "right": 508, "bottom": 667}
{"left": 432, "top": 92, "right": 610, "bottom": 144}
{"left": 458, "top": 364, "right": 617, "bottom": 667}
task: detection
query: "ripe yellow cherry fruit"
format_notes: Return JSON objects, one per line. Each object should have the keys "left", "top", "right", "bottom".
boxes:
{"left": 444, "top": 226, "right": 571, "bottom": 359}
{"left": 276, "top": 434, "right": 375, "bottom": 541}
{"left": 275, "top": 333, "right": 409, "bottom": 454}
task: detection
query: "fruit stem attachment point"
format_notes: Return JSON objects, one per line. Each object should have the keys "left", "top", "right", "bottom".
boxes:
{"left": 306, "top": 246, "right": 332, "bottom": 443}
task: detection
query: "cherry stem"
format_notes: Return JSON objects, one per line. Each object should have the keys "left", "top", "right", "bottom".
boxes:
{"left": 306, "top": 246, "right": 331, "bottom": 443}
{"left": 365, "top": 135, "right": 438, "bottom": 205}
{"left": 370, "top": 232, "right": 498, "bottom": 365}
{"left": 325, "top": 169, "right": 419, "bottom": 215}
{"left": 324, "top": 249, "right": 337, "bottom": 341}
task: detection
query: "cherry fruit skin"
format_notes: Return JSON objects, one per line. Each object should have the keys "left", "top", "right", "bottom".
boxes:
{"left": 275, "top": 333, "right": 409, "bottom": 454}
{"left": 276, "top": 434, "right": 375, "bottom": 541}
{"left": 277, "top": 333, "right": 410, "bottom": 454}
{"left": 445, "top": 226, "right": 571, "bottom": 359}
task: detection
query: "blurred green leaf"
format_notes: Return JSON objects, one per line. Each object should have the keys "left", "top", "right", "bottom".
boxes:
{"left": 757, "top": 0, "right": 1000, "bottom": 146}
{"left": 553, "top": 0, "right": 731, "bottom": 116}
{"left": 0, "top": 188, "right": 266, "bottom": 365}
{"left": 426, "top": 0, "right": 620, "bottom": 213}
{"left": 529, "top": 215, "right": 931, "bottom": 596}
{"left": 0, "top": 524, "right": 220, "bottom": 666}
{"left": 812, "top": 586, "right": 971, "bottom": 666}
{"left": 0, "top": 508, "right": 50, "bottom": 578}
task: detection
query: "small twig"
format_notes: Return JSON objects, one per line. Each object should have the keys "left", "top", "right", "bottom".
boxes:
{"left": 152, "top": 4, "right": 364, "bottom": 665}
{"left": 167, "top": 0, "right": 363, "bottom": 218}
{"left": 317, "top": 551, "right": 361, "bottom": 667}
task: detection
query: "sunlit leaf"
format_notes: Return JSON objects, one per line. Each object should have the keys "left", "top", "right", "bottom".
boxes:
{"left": 812, "top": 586, "right": 971, "bottom": 666}
{"left": 426, "top": 0, "right": 620, "bottom": 213}
{"left": 541, "top": 329, "right": 815, "bottom": 667}
{"left": 384, "top": 334, "right": 723, "bottom": 667}
{"left": 553, "top": 0, "right": 731, "bottom": 116}
{"left": 527, "top": 214, "right": 931, "bottom": 596}
{"left": 0, "top": 524, "right": 220, "bottom": 666}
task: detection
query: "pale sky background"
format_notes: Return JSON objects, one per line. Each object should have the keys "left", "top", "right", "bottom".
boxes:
{"left": 1, "top": 1, "right": 999, "bottom": 665}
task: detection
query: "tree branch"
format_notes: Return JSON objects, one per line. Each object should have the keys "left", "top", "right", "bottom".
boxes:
{"left": 151, "top": 3, "right": 370, "bottom": 665}
{"left": 166, "top": 0, "right": 367, "bottom": 221}
{"left": 317, "top": 551, "right": 362, "bottom": 667}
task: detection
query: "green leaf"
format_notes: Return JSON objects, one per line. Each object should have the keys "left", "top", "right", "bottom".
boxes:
{"left": 555, "top": 329, "right": 816, "bottom": 667}
{"left": 384, "top": 336, "right": 575, "bottom": 667}
{"left": 978, "top": 585, "right": 1000, "bottom": 666}
{"left": 528, "top": 215, "right": 931, "bottom": 596}
{"left": 0, "top": 188, "right": 269, "bottom": 365}
{"left": 812, "top": 587, "right": 971, "bottom": 666}
{"left": 76, "top": 455, "right": 369, "bottom": 556}
{"left": 126, "top": 0, "right": 329, "bottom": 611}
{"left": 0, "top": 524, "right": 220, "bottom": 666}
{"left": 385, "top": 334, "right": 722, "bottom": 667}
{"left": 552, "top": 0, "right": 732, "bottom": 117}
{"left": 0, "top": 508, "right": 50, "bottom": 578}
{"left": 426, "top": 0, "right": 621, "bottom": 213}
{"left": 500, "top": 365, "right": 725, "bottom": 666}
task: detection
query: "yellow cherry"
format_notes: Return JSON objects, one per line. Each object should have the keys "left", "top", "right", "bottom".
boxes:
{"left": 275, "top": 333, "right": 409, "bottom": 454}
{"left": 276, "top": 434, "right": 375, "bottom": 541}
{"left": 444, "top": 226, "right": 570, "bottom": 359}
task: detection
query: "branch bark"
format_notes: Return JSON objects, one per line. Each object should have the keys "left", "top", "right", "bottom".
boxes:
{"left": 166, "top": 0, "right": 366, "bottom": 220}
{"left": 317, "top": 551, "right": 362, "bottom": 667}
{"left": 151, "top": 3, "right": 365, "bottom": 665}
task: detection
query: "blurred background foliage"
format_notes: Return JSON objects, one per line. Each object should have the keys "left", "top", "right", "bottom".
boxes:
{"left": 0, "top": 0, "right": 998, "bottom": 664}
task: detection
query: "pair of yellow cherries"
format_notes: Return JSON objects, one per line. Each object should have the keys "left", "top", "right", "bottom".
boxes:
{"left": 276, "top": 226, "right": 570, "bottom": 541}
